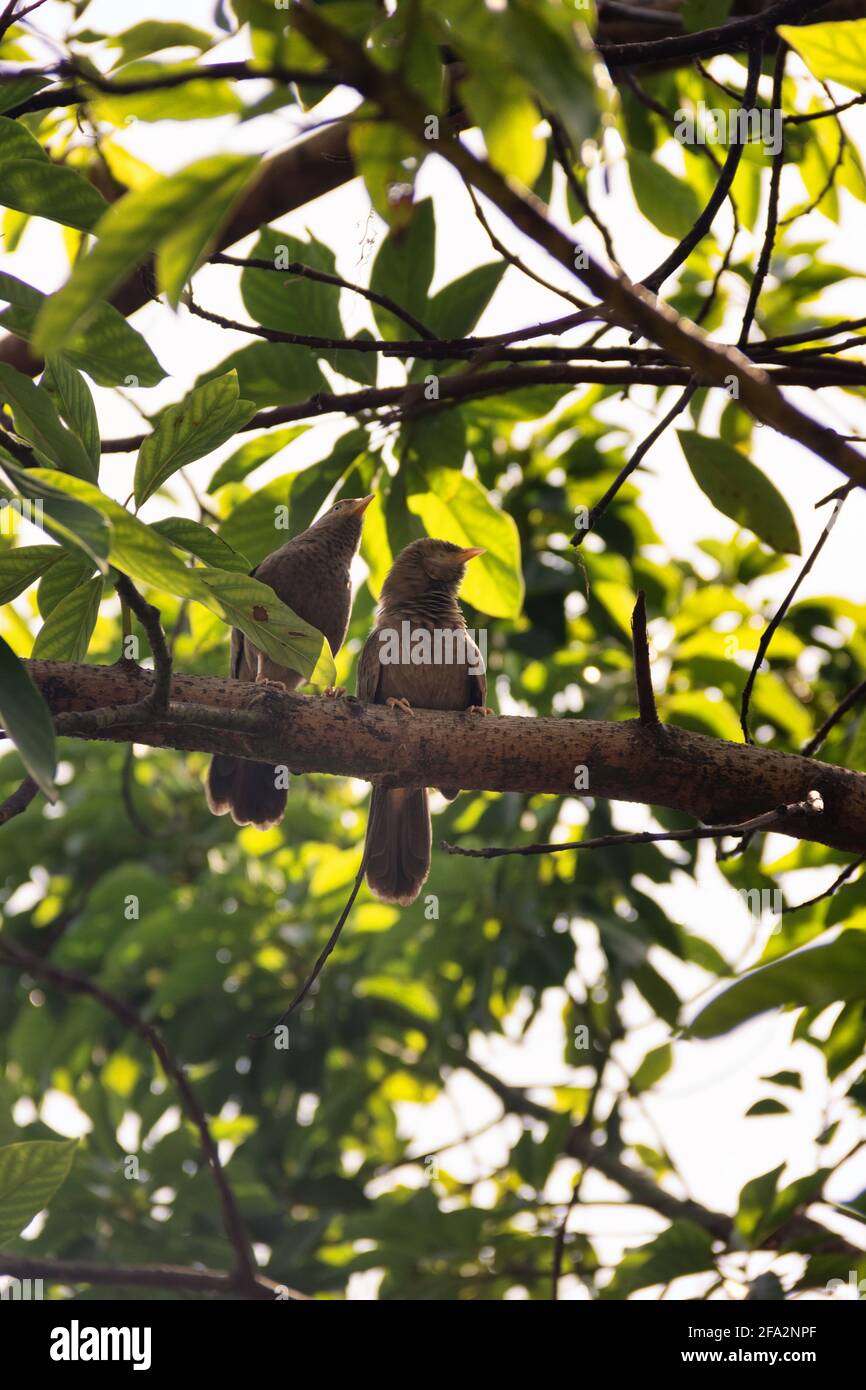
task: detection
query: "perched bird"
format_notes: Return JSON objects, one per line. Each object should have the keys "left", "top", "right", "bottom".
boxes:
{"left": 357, "top": 538, "right": 489, "bottom": 905}
{"left": 206, "top": 495, "right": 373, "bottom": 829}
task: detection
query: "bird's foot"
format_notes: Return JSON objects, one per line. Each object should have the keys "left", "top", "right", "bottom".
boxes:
{"left": 257, "top": 678, "right": 289, "bottom": 692}
{"left": 323, "top": 685, "right": 347, "bottom": 699}
{"left": 386, "top": 697, "right": 414, "bottom": 716}
{"left": 468, "top": 705, "right": 496, "bottom": 716}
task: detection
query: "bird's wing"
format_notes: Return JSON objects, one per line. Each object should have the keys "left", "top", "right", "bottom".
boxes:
{"left": 466, "top": 634, "right": 487, "bottom": 709}
{"left": 357, "top": 629, "right": 384, "bottom": 703}
{"left": 230, "top": 625, "right": 247, "bottom": 680}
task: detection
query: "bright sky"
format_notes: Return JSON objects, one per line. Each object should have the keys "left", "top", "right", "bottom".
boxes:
{"left": 4, "top": 0, "right": 866, "bottom": 1300}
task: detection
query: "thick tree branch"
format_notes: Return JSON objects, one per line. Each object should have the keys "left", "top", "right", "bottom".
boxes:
{"left": 20, "top": 660, "right": 866, "bottom": 855}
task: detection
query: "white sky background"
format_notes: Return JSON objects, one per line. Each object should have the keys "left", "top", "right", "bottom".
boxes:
{"left": 4, "top": 0, "right": 866, "bottom": 1300}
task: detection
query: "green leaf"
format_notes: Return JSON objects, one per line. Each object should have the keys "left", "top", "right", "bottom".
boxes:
{"left": 134, "top": 371, "right": 257, "bottom": 507}
{"left": 0, "top": 272, "right": 166, "bottom": 388}
{"left": 38, "top": 551, "right": 95, "bottom": 618}
{"left": 207, "top": 427, "right": 309, "bottom": 492}
{"left": 241, "top": 227, "right": 343, "bottom": 340}
{"left": 627, "top": 150, "right": 703, "bottom": 240}
{"left": 218, "top": 476, "right": 291, "bottom": 567}
{"left": 461, "top": 73, "right": 545, "bottom": 188}
{"left": 682, "top": 0, "right": 732, "bottom": 31}
{"left": 322, "top": 330, "right": 379, "bottom": 386}
{"left": 7, "top": 467, "right": 214, "bottom": 604}
{"left": 0, "top": 463, "right": 111, "bottom": 569}
{"left": 31, "top": 576, "right": 103, "bottom": 662}
{"left": 0, "top": 118, "right": 107, "bottom": 232}
{"left": 503, "top": 0, "right": 600, "bottom": 154}
{"left": 678, "top": 431, "right": 801, "bottom": 555}
{"left": 42, "top": 357, "right": 101, "bottom": 478}
{"left": 90, "top": 63, "right": 242, "bottom": 124}
{"left": 349, "top": 119, "right": 421, "bottom": 230}
{"left": 107, "top": 20, "right": 214, "bottom": 66}
{"left": 196, "top": 566, "right": 335, "bottom": 687}
{"left": 369, "top": 198, "right": 435, "bottom": 340}
{"left": 692, "top": 933, "right": 866, "bottom": 1038}
{"left": 151, "top": 517, "right": 250, "bottom": 572}
{"left": 0, "top": 363, "right": 97, "bottom": 481}
{"left": 0, "top": 1139, "right": 77, "bottom": 1246}
{"left": 0, "top": 76, "right": 49, "bottom": 116}
{"left": 778, "top": 19, "right": 866, "bottom": 93}
{"left": 196, "top": 343, "right": 325, "bottom": 409}
{"left": 0, "top": 160, "right": 108, "bottom": 234}
{"left": 735, "top": 1165, "right": 784, "bottom": 1246}
{"left": 631, "top": 1043, "right": 673, "bottom": 1094}
{"left": 600, "top": 1220, "right": 715, "bottom": 1298}
{"left": 5, "top": 467, "right": 328, "bottom": 679}
{"left": 408, "top": 466, "right": 524, "bottom": 618}
{"left": 745, "top": 1098, "right": 790, "bottom": 1116}
{"left": 32, "top": 155, "right": 258, "bottom": 352}
{"left": 0, "top": 544, "right": 64, "bottom": 605}
{"left": 0, "top": 634, "right": 57, "bottom": 799}
{"left": 425, "top": 263, "right": 505, "bottom": 340}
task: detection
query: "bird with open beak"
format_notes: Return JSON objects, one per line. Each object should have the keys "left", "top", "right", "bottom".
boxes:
{"left": 357, "top": 538, "right": 489, "bottom": 905}
{"left": 206, "top": 494, "right": 374, "bottom": 829}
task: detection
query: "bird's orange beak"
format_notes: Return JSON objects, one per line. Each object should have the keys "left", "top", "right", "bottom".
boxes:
{"left": 345, "top": 494, "right": 375, "bottom": 516}
{"left": 449, "top": 546, "right": 485, "bottom": 564}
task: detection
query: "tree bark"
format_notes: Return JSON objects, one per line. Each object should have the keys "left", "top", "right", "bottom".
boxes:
{"left": 24, "top": 660, "right": 866, "bottom": 854}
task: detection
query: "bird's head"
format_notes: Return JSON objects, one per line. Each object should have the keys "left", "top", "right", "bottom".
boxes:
{"left": 308, "top": 494, "right": 374, "bottom": 557}
{"left": 381, "top": 538, "right": 485, "bottom": 607}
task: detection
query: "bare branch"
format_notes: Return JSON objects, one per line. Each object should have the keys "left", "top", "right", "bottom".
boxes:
{"left": 442, "top": 791, "right": 825, "bottom": 860}
{"left": 210, "top": 251, "right": 439, "bottom": 341}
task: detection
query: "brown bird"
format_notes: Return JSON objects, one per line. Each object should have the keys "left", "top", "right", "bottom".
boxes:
{"left": 207, "top": 495, "right": 373, "bottom": 829}
{"left": 357, "top": 538, "right": 489, "bottom": 905}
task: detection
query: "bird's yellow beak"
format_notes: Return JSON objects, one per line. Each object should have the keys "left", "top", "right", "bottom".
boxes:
{"left": 345, "top": 494, "right": 375, "bottom": 516}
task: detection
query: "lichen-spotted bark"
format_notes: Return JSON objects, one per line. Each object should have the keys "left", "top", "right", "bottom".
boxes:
{"left": 25, "top": 659, "right": 866, "bottom": 855}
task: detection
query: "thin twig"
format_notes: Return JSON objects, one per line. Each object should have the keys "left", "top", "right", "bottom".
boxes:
{"left": 740, "top": 491, "right": 849, "bottom": 743}
{"left": 549, "top": 116, "right": 618, "bottom": 267}
{"left": 210, "top": 251, "right": 439, "bottom": 341}
{"left": 739, "top": 43, "right": 787, "bottom": 345}
{"left": 571, "top": 381, "right": 697, "bottom": 545}
{"left": 782, "top": 854, "right": 866, "bottom": 913}
{"left": 252, "top": 841, "right": 370, "bottom": 1038}
{"left": 441, "top": 791, "right": 824, "bottom": 860}
{"left": 802, "top": 677, "right": 866, "bottom": 758}
{"left": 641, "top": 41, "right": 762, "bottom": 296}
{"left": 463, "top": 179, "right": 589, "bottom": 313}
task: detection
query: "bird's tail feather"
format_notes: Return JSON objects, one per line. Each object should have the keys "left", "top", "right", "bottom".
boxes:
{"left": 206, "top": 755, "right": 287, "bottom": 829}
{"left": 364, "top": 786, "right": 430, "bottom": 906}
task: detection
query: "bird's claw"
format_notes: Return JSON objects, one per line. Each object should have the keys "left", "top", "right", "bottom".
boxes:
{"left": 468, "top": 705, "right": 495, "bottom": 716}
{"left": 257, "top": 678, "right": 289, "bottom": 692}
{"left": 324, "top": 686, "right": 347, "bottom": 699}
{"left": 386, "top": 697, "right": 414, "bottom": 716}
